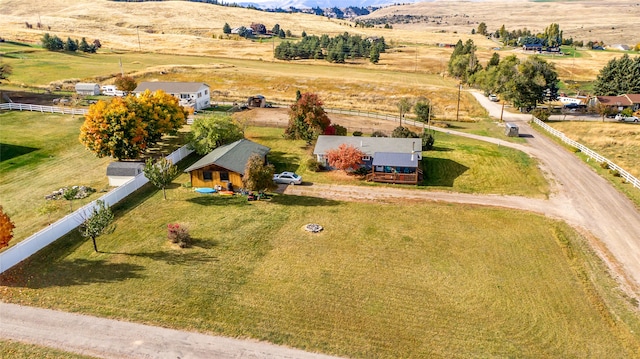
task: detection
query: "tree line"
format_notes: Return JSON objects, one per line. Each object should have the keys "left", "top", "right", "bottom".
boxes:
{"left": 41, "top": 33, "right": 101, "bottom": 53}
{"left": 274, "top": 32, "right": 386, "bottom": 64}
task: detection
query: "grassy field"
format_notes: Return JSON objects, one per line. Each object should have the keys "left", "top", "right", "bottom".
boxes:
{"left": 546, "top": 121, "right": 640, "bottom": 179}
{"left": 1, "top": 178, "right": 639, "bottom": 358}
{"left": 0, "top": 340, "right": 95, "bottom": 359}
{"left": 244, "top": 127, "right": 549, "bottom": 198}
{"left": 0, "top": 111, "right": 185, "bottom": 244}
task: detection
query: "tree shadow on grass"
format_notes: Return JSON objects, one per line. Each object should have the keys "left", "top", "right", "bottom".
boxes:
{"left": 0, "top": 143, "right": 38, "bottom": 162}
{"left": 270, "top": 194, "right": 341, "bottom": 207}
{"left": 422, "top": 158, "right": 469, "bottom": 187}
{"left": 114, "top": 250, "right": 217, "bottom": 266}
{"left": 268, "top": 150, "right": 301, "bottom": 173}
{"left": 186, "top": 195, "right": 249, "bottom": 206}
{"left": 0, "top": 258, "right": 144, "bottom": 288}
{"left": 430, "top": 146, "right": 454, "bottom": 152}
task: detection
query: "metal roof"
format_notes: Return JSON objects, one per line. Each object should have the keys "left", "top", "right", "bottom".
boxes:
{"left": 106, "top": 161, "right": 144, "bottom": 176}
{"left": 133, "top": 82, "right": 209, "bottom": 94}
{"left": 372, "top": 152, "right": 418, "bottom": 167}
{"left": 313, "top": 135, "right": 422, "bottom": 159}
{"left": 184, "top": 139, "right": 270, "bottom": 175}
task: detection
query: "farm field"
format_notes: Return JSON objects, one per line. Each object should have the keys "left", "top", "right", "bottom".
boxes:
{"left": 547, "top": 121, "right": 640, "bottom": 179}
{"left": 1, "top": 179, "right": 640, "bottom": 358}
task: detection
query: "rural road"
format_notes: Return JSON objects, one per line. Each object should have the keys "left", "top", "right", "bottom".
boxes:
{"left": 2, "top": 91, "right": 640, "bottom": 358}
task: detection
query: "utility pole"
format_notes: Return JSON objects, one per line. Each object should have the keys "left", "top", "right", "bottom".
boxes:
{"left": 500, "top": 102, "right": 505, "bottom": 123}
{"left": 456, "top": 82, "right": 461, "bottom": 121}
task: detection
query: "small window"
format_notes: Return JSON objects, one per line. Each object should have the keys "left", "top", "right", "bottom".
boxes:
{"left": 180, "top": 94, "right": 190, "bottom": 99}
{"left": 205, "top": 89, "right": 209, "bottom": 95}
{"left": 362, "top": 156, "right": 371, "bottom": 161}
{"left": 220, "top": 172, "right": 229, "bottom": 181}
{"left": 203, "top": 171, "right": 213, "bottom": 181}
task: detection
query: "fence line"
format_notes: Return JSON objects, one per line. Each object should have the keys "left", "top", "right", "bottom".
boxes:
{"left": 532, "top": 117, "right": 640, "bottom": 189}
{"left": 0, "top": 102, "right": 88, "bottom": 115}
{"left": 0, "top": 145, "right": 194, "bottom": 274}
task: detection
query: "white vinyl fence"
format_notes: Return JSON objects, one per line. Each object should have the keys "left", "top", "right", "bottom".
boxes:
{"left": 0, "top": 145, "right": 193, "bottom": 274}
{"left": 532, "top": 117, "right": 640, "bottom": 189}
{"left": 0, "top": 102, "right": 88, "bottom": 115}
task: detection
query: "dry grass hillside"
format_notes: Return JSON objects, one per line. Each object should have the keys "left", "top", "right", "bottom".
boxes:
{"left": 363, "top": 0, "right": 640, "bottom": 47}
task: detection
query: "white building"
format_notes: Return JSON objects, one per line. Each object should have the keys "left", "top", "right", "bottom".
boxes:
{"left": 75, "top": 83, "right": 100, "bottom": 96}
{"left": 132, "top": 82, "right": 211, "bottom": 111}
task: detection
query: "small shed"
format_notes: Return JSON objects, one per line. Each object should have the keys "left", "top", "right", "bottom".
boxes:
{"left": 505, "top": 123, "right": 519, "bottom": 137}
{"left": 75, "top": 83, "right": 101, "bottom": 96}
{"left": 247, "top": 95, "right": 266, "bottom": 108}
{"left": 106, "top": 161, "right": 145, "bottom": 187}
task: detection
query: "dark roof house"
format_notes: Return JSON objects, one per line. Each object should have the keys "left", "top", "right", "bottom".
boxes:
{"left": 184, "top": 139, "right": 270, "bottom": 190}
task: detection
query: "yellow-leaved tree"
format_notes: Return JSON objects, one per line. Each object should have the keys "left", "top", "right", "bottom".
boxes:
{"left": 79, "top": 90, "right": 186, "bottom": 160}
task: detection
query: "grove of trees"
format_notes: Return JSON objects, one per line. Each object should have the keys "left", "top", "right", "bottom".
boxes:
{"left": 593, "top": 54, "right": 640, "bottom": 96}
{"left": 447, "top": 39, "right": 480, "bottom": 84}
{"left": 274, "top": 32, "right": 386, "bottom": 64}
{"left": 42, "top": 33, "right": 101, "bottom": 53}
{"left": 79, "top": 90, "right": 187, "bottom": 160}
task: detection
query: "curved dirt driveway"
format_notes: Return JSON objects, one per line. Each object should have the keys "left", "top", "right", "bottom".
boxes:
{"left": 288, "top": 92, "right": 640, "bottom": 293}
{"left": 2, "top": 93, "right": 640, "bottom": 359}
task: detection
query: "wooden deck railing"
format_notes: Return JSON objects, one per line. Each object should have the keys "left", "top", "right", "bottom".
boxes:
{"left": 366, "top": 169, "right": 422, "bottom": 184}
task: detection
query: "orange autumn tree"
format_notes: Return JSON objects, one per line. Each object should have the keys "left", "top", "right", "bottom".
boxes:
{"left": 285, "top": 92, "right": 331, "bottom": 143}
{"left": 0, "top": 205, "right": 16, "bottom": 249}
{"left": 80, "top": 90, "right": 186, "bottom": 160}
{"left": 326, "top": 144, "right": 365, "bottom": 172}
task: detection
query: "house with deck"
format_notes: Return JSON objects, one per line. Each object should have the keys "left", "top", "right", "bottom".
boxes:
{"left": 313, "top": 135, "right": 423, "bottom": 184}
{"left": 184, "top": 139, "right": 270, "bottom": 191}
{"left": 132, "top": 82, "right": 211, "bottom": 111}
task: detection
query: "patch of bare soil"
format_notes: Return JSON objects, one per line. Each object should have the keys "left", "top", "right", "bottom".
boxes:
{"left": 0, "top": 90, "right": 61, "bottom": 106}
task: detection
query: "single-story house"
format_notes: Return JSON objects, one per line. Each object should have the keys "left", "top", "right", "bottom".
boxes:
{"left": 132, "top": 82, "right": 211, "bottom": 111}
{"left": 313, "top": 135, "right": 423, "bottom": 184}
{"left": 107, "top": 161, "right": 144, "bottom": 186}
{"left": 522, "top": 43, "right": 543, "bottom": 52}
{"left": 247, "top": 95, "right": 266, "bottom": 108}
{"left": 589, "top": 95, "right": 633, "bottom": 111}
{"left": 624, "top": 94, "right": 640, "bottom": 111}
{"left": 184, "top": 139, "right": 270, "bottom": 190}
{"left": 609, "top": 44, "right": 630, "bottom": 51}
{"left": 75, "top": 83, "right": 101, "bottom": 96}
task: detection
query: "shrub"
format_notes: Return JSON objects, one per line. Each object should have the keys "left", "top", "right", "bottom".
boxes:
{"left": 352, "top": 166, "right": 370, "bottom": 176}
{"left": 371, "top": 130, "right": 387, "bottom": 137}
{"left": 532, "top": 108, "right": 551, "bottom": 122}
{"left": 167, "top": 223, "right": 191, "bottom": 248}
{"left": 610, "top": 169, "right": 621, "bottom": 177}
{"left": 600, "top": 162, "right": 609, "bottom": 170}
{"left": 352, "top": 131, "right": 363, "bottom": 136}
{"left": 391, "top": 126, "right": 419, "bottom": 138}
{"left": 333, "top": 124, "right": 347, "bottom": 136}
{"left": 306, "top": 158, "right": 322, "bottom": 172}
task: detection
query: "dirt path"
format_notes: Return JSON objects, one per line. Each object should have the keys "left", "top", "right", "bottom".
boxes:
{"left": 0, "top": 302, "right": 343, "bottom": 359}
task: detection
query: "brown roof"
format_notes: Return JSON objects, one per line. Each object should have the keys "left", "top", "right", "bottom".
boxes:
{"left": 597, "top": 95, "right": 632, "bottom": 106}
{"left": 624, "top": 94, "right": 640, "bottom": 104}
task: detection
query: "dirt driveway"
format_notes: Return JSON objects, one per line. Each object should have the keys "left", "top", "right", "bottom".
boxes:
{"left": 284, "top": 93, "right": 640, "bottom": 295}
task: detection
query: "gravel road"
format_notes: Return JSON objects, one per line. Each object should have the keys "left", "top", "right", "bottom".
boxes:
{"left": 2, "top": 91, "right": 639, "bottom": 358}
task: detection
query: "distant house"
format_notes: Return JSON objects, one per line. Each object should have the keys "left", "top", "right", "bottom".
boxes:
{"left": 75, "top": 83, "right": 100, "bottom": 96}
{"left": 132, "top": 82, "right": 210, "bottom": 111}
{"left": 609, "top": 44, "right": 630, "bottom": 51}
{"left": 247, "top": 95, "right": 266, "bottom": 108}
{"left": 590, "top": 95, "right": 633, "bottom": 111}
{"left": 184, "top": 139, "right": 270, "bottom": 190}
{"left": 624, "top": 94, "right": 640, "bottom": 111}
{"left": 522, "top": 43, "right": 543, "bottom": 52}
{"left": 106, "top": 161, "right": 144, "bottom": 187}
{"left": 313, "top": 135, "right": 423, "bottom": 184}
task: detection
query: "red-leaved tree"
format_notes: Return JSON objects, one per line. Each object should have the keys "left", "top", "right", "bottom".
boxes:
{"left": 0, "top": 205, "right": 16, "bottom": 249}
{"left": 285, "top": 92, "right": 331, "bottom": 142}
{"left": 326, "top": 144, "right": 365, "bottom": 172}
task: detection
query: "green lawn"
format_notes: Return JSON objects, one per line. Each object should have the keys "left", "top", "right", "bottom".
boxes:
{"left": 0, "top": 111, "right": 186, "bottom": 244}
{"left": 0, "top": 340, "right": 96, "bottom": 359}
{"left": 245, "top": 127, "right": 549, "bottom": 198}
{"left": 1, "top": 179, "right": 639, "bottom": 358}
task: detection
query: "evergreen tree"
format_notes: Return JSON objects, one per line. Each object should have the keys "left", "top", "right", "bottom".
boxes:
{"left": 593, "top": 54, "right": 640, "bottom": 95}
{"left": 223, "top": 22, "right": 231, "bottom": 34}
